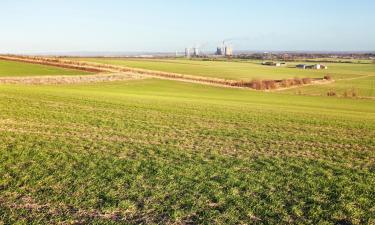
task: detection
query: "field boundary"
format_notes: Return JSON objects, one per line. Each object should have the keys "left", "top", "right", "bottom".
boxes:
{"left": 272, "top": 79, "right": 335, "bottom": 92}
{"left": 0, "top": 73, "right": 143, "bottom": 85}
{"left": 0, "top": 56, "right": 109, "bottom": 73}
{"left": 0, "top": 55, "right": 333, "bottom": 89}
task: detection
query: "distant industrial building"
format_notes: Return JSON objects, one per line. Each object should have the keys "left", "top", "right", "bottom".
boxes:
{"left": 216, "top": 42, "right": 233, "bottom": 56}
{"left": 185, "top": 47, "right": 200, "bottom": 57}
{"left": 216, "top": 47, "right": 223, "bottom": 56}
{"left": 193, "top": 48, "right": 199, "bottom": 57}
{"left": 224, "top": 46, "right": 233, "bottom": 56}
{"left": 184, "top": 40, "right": 233, "bottom": 58}
{"left": 296, "top": 64, "right": 328, "bottom": 70}
{"left": 185, "top": 48, "right": 191, "bottom": 58}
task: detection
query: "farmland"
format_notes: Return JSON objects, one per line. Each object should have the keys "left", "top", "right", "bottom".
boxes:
{"left": 0, "top": 59, "right": 91, "bottom": 77}
{"left": 71, "top": 58, "right": 375, "bottom": 97}
{"left": 0, "top": 58, "right": 374, "bottom": 224}
{"left": 282, "top": 74, "right": 375, "bottom": 97}
{"left": 71, "top": 58, "right": 374, "bottom": 80}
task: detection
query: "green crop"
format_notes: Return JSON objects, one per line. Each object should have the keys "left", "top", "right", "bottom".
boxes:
{"left": 70, "top": 58, "right": 375, "bottom": 97}
{"left": 0, "top": 59, "right": 91, "bottom": 77}
{"left": 71, "top": 58, "right": 374, "bottom": 80}
{"left": 0, "top": 79, "right": 374, "bottom": 224}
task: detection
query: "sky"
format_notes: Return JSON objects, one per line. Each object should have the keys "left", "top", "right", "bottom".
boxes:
{"left": 0, "top": 0, "right": 374, "bottom": 53}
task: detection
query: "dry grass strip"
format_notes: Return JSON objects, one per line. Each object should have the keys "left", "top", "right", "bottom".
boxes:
{"left": 0, "top": 73, "right": 144, "bottom": 85}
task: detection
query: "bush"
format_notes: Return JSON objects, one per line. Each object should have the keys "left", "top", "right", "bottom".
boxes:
{"left": 343, "top": 88, "right": 358, "bottom": 98}
{"left": 343, "top": 90, "right": 349, "bottom": 98}
{"left": 327, "top": 91, "right": 337, "bottom": 96}
{"left": 351, "top": 88, "right": 358, "bottom": 97}
{"left": 281, "top": 79, "right": 293, "bottom": 87}
{"left": 284, "top": 80, "right": 292, "bottom": 86}
{"left": 293, "top": 78, "right": 303, "bottom": 85}
{"left": 324, "top": 75, "right": 333, "bottom": 80}
{"left": 235, "top": 80, "right": 252, "bottom": 88}
{"left": 251, "top": 79, "right": 264, "bottom": 90}
{"left": 302, "top": 78, "right": 312, "bottom": 84}
{"left": 263, "top": 80, "right": 277, "bottom": 89}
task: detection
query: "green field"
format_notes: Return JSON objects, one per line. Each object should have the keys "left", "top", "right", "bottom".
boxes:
{"left": 281, "top": 74, "right": 375, "bottom": 97}
{"left": 1, "top": 79, "right": 374, "bottom": 224}
{"left": 0, "top": 59, "right": 91, "bottom": 77}
{"left": 72, "top": 58, "right": 375, "bottom": 80}
{"left": 1, "top": 59, "right": 374, "bottom": 224}
{"left": 70, "top": 58, "right": 375, "bottom": 97}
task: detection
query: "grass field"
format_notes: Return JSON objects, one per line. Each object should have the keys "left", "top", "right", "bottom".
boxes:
{"left": 72, "top": 58, "right": 375, "bottom": 80}
{"left": 0, "top": 59, "right": 91, "bottom": 77}
{"left": 1, "top": 79, "right": 374, "bottom": 224}
{"left": 281, "top": 74, "right": 375, "bottom": 97}
{"left": 70, "top": 58, "right": 375, "bottom": 97}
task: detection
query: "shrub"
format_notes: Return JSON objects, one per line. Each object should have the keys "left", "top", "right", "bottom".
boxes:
{"left": 235, "top": 80, "right": 244, "bottom": 87}
{"left": 281, "top": 79, "right": 294, "bottom": 87}
{"left": 343, "top": 88, "right": 358, "bottom": 98}
{"left": 351, "top": 88, "right": 358, "bottom": 97}
{"left": 324, "top": 75, "right": 333, "bottom": 80}
{"left": 251, "top": 79, "right": 264, "bottom": 90}
{"left": 280, "top": 79, "right": 287, "bottom": 87}
{"left": 343, "top": 90, "right": 349, "bottom": 98}
{"left": 327, "top": 91, "right": 336, "bottom": 96}
{"left": 263, "top": 80, "right": 277, "bottom": 89}
{"left": 302, "top": 78, "right": 312, "bottom": 84}
{"left": 293, "top": 78, "right": 303, "bottom": 85}
{"left": 243, "top": 81, "right": 253, "bottom": 88}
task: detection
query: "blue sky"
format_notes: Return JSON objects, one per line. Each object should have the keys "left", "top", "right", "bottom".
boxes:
{"left": 0, "top": 0, "right": 374, "bottom": 53}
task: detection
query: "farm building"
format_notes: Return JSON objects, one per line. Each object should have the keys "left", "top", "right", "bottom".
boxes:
{"left": 296, "top": 64, "right": 328, "bottom": 70}
{"left": 262, "top": 62, "right": 286, "bottom": 67}
{"left": 306, "top": 65, "right": 318, "bottom": 69}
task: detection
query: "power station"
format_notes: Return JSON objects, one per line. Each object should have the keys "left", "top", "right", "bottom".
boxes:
{"left": 216, "top": 41, "right": 233, "bottom": 57}
{"left": 185, "top": 47, "right": 200, "bottom": 57}
{"left": 185, "top": 48, "right": 191, "bottom": 57}
{"left": 184, "top": 40, "right": 234, "bottom": 58}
